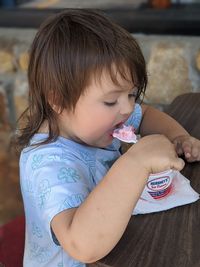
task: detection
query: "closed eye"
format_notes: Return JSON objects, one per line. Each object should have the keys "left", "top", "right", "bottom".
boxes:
{"left": 129, "top": 87, "right": 139, "bottom": 99}
{"left": 128, "top": 90, "right": 138, "bottom": 100}
{"left": 104, "top": 101, "right": 117, "bottom": 106}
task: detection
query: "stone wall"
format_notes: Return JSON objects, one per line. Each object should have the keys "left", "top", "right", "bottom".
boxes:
{"left": 138, "top": 35, "right": 200, "bottom": 108}
{"left": 0, "top": 27, "right": 200, "bottom": 129}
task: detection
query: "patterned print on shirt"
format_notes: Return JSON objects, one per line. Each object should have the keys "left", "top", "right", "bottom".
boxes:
{"left": 80, "top": 151, "right": 96, "bottom": 183}
{"left": 57, "top": 167, "right": 81, "bottom": 183}
{"left": 29, "top": 242, "right": 51, "bottom": 263}
{"left": 37, "top": 179, "right": 51, "bottom": 208}
{"left": 31, "top": 154, "right": 44, "bottom": 170}
{"left": 60, "top": 194, "right": 86, "bottom": 209}
{"left": 32, "top": 222, "right": 43, "bottom": 238}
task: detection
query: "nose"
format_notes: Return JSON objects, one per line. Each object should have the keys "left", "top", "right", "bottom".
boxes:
{"left": 120, "top": 99, "right": 135, "bottom": 116}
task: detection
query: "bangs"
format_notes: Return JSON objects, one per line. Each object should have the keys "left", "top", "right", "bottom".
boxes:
{"left": 84, "top": 54, "right": 147, "bottom": 102}
{"left": 28, "top": 9, "right": 147, "bottom": 113}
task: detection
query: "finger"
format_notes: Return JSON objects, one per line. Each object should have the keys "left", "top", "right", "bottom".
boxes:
{"left": 185, "top": 156, "right": 195, "bottom": 163}
{"left": 183, "top": 144, "right": 200, "bottom": 162}
{"left": 191, "top": 146, "right": 199, "bottom": 159}
{"left": 182, "top": 141, "right": 192, "bottom": 159}
{"left": 172, "top": 157, "right": 185, "bottom": 171}
{"left": 177, "top": 142, "right": 184, "bottom": 156}
{"left": 173, "top": 140, "right": 183, "bottom": 155}
{"left": 188, "top": 146, "right": 200, "bottom": 162}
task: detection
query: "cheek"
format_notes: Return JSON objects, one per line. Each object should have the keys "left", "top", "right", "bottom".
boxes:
{"left": 78, "top": 111, "right": 114, "bottom": 136}
{"left": 74, "top": 101, "right": 118, "bottom": 135}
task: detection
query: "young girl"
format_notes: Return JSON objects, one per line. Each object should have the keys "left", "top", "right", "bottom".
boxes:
{"left": 16, "top": 9, "right": 200, "bottom": 267}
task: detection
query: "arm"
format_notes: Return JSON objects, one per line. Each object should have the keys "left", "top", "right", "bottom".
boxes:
{"left": 51, "top": 155, "right": 148, "bottom": 263}
{"left": 140, "top": 104, "right": 200, "bottom": 161}
{"left": 140, "top": 104, "right": 189, "bottom": 141}
{"left": 51, "top": 135, "right": 184, "bottom": 263}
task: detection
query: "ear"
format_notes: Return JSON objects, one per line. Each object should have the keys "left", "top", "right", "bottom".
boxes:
{"left": 51, "top": 103, "right": 62, "bottom": 114}
{"left": 48, "top": 91, "right": 62, "bottom": 114}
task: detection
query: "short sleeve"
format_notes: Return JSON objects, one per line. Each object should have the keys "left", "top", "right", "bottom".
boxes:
{"left": 24, "top": 149, "right": 92, "bottom": 243}
{"left": 125, "top": 103, "right": 142, "bottom": 130}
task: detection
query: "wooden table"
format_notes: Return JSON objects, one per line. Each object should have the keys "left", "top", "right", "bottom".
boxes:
{"left": 88, "top": 93, "right": 200, "bottom": 267}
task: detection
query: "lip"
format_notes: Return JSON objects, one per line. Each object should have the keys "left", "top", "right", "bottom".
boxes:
{"left": 115, "top": 118, "right": 129, "bottom": 129}
{"left": 109, "top": 117, "right": 130, "bottom": 138}
{"left": 115, "top": 122, "right": 123, "bottom": 129}
{"left": 109, "top": 122, "right": 125, "bottom": 137}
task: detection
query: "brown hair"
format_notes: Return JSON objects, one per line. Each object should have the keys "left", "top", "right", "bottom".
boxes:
{"left": 16, "top": 9, "right": 147, "bottom": 150}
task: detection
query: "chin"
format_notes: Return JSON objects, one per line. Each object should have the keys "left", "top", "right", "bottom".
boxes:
{"left": 88, "top": 135, "right": 114, "bottom": 148}
{"left": 98, "top": 139, "right": 113, "bottom": 148}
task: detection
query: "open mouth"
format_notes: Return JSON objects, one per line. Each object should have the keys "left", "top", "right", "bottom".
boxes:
{"left": 109, "top": 117, "right": 129, "bottom": 138}
{"left": 115, "top": 122, "right": 124, "bottom": 129}
{"left": 109, "top": 122, "right": 124, "bottom": 138}
{"left": 112, "top": 125, "right": 137, "bottom": 143}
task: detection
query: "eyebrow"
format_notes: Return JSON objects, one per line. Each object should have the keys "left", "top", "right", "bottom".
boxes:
{"left": 104, "top": 87, "right": 138, "bottom": 95}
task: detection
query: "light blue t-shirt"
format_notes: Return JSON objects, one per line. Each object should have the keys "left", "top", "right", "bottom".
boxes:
{"left": 20, "top": 103, "right": 142, "bottom": 267}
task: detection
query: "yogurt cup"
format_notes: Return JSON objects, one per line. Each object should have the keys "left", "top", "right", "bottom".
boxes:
{"left": 141, "top": 169, "right": 174, "bottom": 201}
{"left": 147, "top": 169, "right": 173, "bottom": 199}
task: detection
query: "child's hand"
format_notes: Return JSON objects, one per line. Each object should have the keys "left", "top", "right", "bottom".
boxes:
{"left": 126, "top": 134, "right": 185, "bottom": 174}
{"left": 172, "top": 135, "right": 200, "bottom": 162}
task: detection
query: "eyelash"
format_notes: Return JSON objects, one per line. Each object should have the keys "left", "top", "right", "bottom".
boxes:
{"left": 104, "top": 101, "right": 117, "bottom": 107}
{"left": 104, "top": 93, "right": 137, "bottom": 107}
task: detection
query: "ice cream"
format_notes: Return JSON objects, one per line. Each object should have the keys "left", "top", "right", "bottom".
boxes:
{"left": 112, "top": 125, "right": 137, "bottom": 143}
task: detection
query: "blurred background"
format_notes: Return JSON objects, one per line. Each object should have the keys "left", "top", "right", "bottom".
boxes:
{"left": 0, "top": 0, "right": 200, "bottom": 226}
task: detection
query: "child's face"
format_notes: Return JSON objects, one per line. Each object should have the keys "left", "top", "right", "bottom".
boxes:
{"left": 58, "top": 68, "right": 137, "bottom": 148}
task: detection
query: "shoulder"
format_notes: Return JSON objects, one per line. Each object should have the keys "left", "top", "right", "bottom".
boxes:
{"left": 20, "top": 138, "right": 93, "bottom": 210}
{"left": 20, "top": 137, "right": 92, "bottom": 183}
